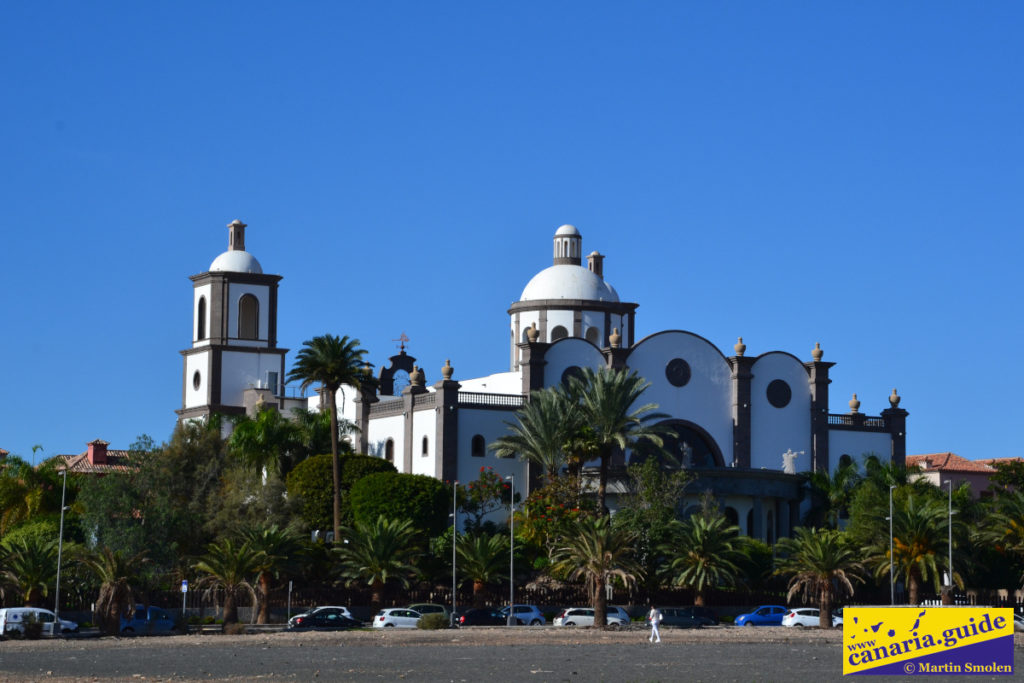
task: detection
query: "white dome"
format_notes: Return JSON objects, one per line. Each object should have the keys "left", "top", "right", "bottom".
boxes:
{"left": 210, "top": 250, "right": 263, "bottom": 274}
{"left": 555, "top": 224, "right": 580, "bottom": 237}
{"left": 520, "top": 265, "right": 619, "bottom": 302}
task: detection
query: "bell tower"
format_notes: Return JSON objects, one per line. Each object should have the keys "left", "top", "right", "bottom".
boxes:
{"left": 177, "top": 220, "right": 288, "bottom": 423}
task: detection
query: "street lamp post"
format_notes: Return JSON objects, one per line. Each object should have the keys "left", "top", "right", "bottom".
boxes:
{"left": 451, "top": 481, "right": 458, "bottom": 627}
{"left": 946, "top": 479, "right": 954, "bottom": 602}
{"left": 888, "top": 484, "right": 896, "bottom": 605}
{"left": 505, "top": 474, "right": 514, "bottom": 626}
{"left": 54, "top": 469, "right": 69, "bottom": 626}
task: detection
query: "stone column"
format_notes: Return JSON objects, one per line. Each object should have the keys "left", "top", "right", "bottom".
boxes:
{"left": 882, "top": 390, "right": 909, "bottom": 467}
{"left": 728, "top": 347, "right": 755, "bottom": 469}
{"left": 804, "top": 348, "right": 835, "bottom": 473}
{"left": 402, "top": 376, "right": 428, "bottom": 474}
{"left": 518, "top": 334, "right": 549, "bottom": 395}
{"left": 433, "top": 363, "right": 461, "bottom": 483}
{"left": 752, "top": 497, "right": 764, "bottom": 541}
{"left": 355, "top": 383, "right": 378, "bottom": 456}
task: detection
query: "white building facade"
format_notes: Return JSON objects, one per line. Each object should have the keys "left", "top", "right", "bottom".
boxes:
{"left": 181, "top": 222, "right": 909, "bottom": 541}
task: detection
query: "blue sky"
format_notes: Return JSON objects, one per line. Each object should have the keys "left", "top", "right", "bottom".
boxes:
{"left": 2, "top": 3, "right": 1021, "bottom": 463}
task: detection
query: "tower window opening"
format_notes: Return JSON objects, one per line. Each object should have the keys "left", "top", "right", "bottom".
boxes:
{"left": 471, "top": 434, "right": 486, "bottom": 457}
{"left": 422, "top": 436, "right": 429, "bottom": 457}
{"left": 238, "top": 294, "right": 259, "bottom": 340}
{"left": 550, "top": 325, "right": 568, "bottom": 341}
{"left": 197, "top": 297, "right": 207, "bottom": 340}
{"left": 385, "top": 439, "right": 394, "bottom": 463}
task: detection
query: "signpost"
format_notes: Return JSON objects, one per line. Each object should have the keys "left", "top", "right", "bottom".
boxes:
{"left": 181, "top": 579, "right": 188, "bottom": 621}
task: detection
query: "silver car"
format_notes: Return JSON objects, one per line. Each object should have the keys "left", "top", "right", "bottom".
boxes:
{"left": 553, "top": 608, "right": 628, "bottom": 628}
{"left": 372, "top": 608, "right": 422, "bottom": 628}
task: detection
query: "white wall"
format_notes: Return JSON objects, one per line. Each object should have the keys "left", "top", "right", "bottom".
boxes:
{"left": 750, "top": 352, "right": 812, "bottom": 472}
{"left": 457, "top": 371, "right": 521, "bottom": 394}
{"left": 412, "top": 410, "right": 436, "bottom": 476}
{"left": 220, "top": 351, "right": 282, "bottom": 407}
{"left": 226, "top": 282, "right": 270, "bottom": 347}
{"left": 541, "top": 339, "right": 605, "bottom": 389}
{"left": 456, "top": 408, "right": 527, "bottom": 485}
{"left": 192, "top": 283, "right": 212, "bottom": 347}
{"left": 367, "top": 414, "right": 404, "bottom": 469}
{"left": 627, "top": 331, "right": 734, "bottom": 466}
{"left": 546, "top": 310, "right": 575, "bottom": 341}
{"left": 184, "top": 351, "right": 210, "bottom": 409}
{"left": 829, "top": 430, "right": 893, "bottom": 471}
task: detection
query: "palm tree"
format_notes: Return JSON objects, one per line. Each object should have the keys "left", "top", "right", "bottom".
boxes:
{"left": 334, "top": 516, "right": 420, "bottom": 611}
{"left": 287, "top": 334, "right": 372, "bottom": 543}
{"left": 238, "top": 525, "right": 304, "bottom": 624}
{"left": 229, "top": 406, "right": 303, "bottom": 477}
{"left": 979, "top": 489, "right": 1024, "bottom": 560}
{"left": 802, "top": 457, "right": 862, "bottom": 529}
{"left": 551, "top": 515, "right": 640, "bottom": 628}
{"left": 491, "top": 387, "right": 581, "bottom": 481}
{"left": 775, "top": 527, "right": 863, "bottom": 628}
{"left": 0, "top": 456, "right": 61, "bottom": 534}
{"left": 455, "top": 533, "right": 508, "bottom": 606}
{"left": 0, "top": 536, "right": 59, "bottom": 607}
{"left": 194, "top": 539, "right": 265, "bottom": 625}
{"left": 871, "top": 493, "right": 960, "bottom": 605}
{"left": 661, "top": 513, "right": 745, "bottom": 607}
{"left": 78, "top": 546, "right": 150, "bottom": 635}
{"left": 568, "top": 367, "right": 666, "bottom": 514}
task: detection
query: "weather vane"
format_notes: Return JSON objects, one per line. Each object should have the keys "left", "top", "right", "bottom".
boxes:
{"left": 393, "top": 332, "right": 410, "bottom": 353}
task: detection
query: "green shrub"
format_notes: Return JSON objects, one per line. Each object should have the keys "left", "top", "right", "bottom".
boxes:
{"left": 22, "top": 613, "right": 43, "bottom": 640}
{"left": 417, "top": 613, "right": 450, "bottom": 630}
{"left": 349, "top": 472, "right": 449, "bottom": 537}
{"left": 287, "top": 453, "right": 397, "bottom": 531}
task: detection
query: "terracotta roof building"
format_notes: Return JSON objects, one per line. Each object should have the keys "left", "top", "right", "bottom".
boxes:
{"left": 906, "top": 452, "right": 996, "bottom": 498}
{"left": 52, "top": 439, "right": 140, "bottom": 475}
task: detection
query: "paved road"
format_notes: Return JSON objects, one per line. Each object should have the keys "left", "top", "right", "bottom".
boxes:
{"left": 0, "top": 629, "right": 1020, "bottom": 682}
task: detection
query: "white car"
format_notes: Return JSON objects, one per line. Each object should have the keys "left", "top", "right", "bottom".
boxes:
{"left": 372, "top": 608, "right": 422, "bottom": 628}
{"left": 0, "top": 607, "right": 79, "bottom": 636}
{"left": 553, "top": 608, "right": 629, "bottom": 628}
{"left": 782, "top": 608, "right": 839, "bottom": 628}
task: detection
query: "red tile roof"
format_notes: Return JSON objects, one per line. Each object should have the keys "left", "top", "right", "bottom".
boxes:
{"left": 51, "top": 450, "right": 141, "bottom": 474}
{"left": 975, "top": 457, "right": 1024, "bottom": 468}
{"left": 906, "top": 453, "right": 996, "bottom": 473}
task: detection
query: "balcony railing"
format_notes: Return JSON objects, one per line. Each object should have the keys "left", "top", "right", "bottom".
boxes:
{"left": 457, "top": 392, "right": 524, "bottom": 409}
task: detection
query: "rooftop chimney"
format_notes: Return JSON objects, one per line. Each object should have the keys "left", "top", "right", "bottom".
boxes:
{"left": 87, "top": 439, "right": 109, "bottom": 465}
{"left": 587, "top": 251, "right": 604, "bottom": 279}
{"left": 227, "top": 219, "right": 247, "bottom": 252}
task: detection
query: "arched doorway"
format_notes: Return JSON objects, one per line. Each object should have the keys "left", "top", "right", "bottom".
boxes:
{"left": 629, "top": 419, "right": 724, "bottom": 469}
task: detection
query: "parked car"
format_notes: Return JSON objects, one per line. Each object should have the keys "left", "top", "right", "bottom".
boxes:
{"left": 782, "top": 607, "right": 839, "bottom": 628}
{"left": 372, "top": 608, "right": 422, "bottom": 628}
{"left": 553, "top": 608, "right": 629, "bottom": 628}
{"left": 500, "top": 604, "right": 545, "bottom": 626}
{"left": 408, "top": 603, "right": 450, "bottom": 620}
{"left": 457, "top": 608, "right": 508, "bottom": 627}
{"left": 288, "top": 606, "right": 362, "bottom": 630}
{"left": 1014, "top": 613, "right": 1024, "bottom": 632}
{"left": 677, "top": 605, "right": 719, "bottom": 626}
{"left": 121, "top": 605, "right": 177, "bottom": 634}
{"left": 654, "top": 607, "right": 703, "bottom": 629}
{"left": 734, "top": 605, "right": 787, "bottom": 627}
{"left": 288, "top": 605, "right": 354, "bottom": 629}
{"left": 832, "top": 608, "right": 844, "bottom": 627}
{"left": 0, "top": 607, "right": 78, "bottom": 636}
{"left": 608, "top": 606, "right": 632, "bottom": 623}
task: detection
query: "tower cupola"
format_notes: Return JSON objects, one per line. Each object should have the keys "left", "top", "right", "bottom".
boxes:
{"left": 553, "top": 224, "right": 582, "bottom": 266}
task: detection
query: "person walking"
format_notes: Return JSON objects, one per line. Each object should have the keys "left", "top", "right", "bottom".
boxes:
{"left": 648, "top": 605, "right": 662, "bottom": 643}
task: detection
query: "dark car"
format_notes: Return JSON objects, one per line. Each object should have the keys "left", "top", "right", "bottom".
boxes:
{"left": 121, "top": 605, "right": 178, "bottom": 634}
{"left": 675, "top": 605, "right": 719, "bottom": 626}
{"left": 656, "top": 607, "right": 703, "bottom": 629}
{"left": 457, "top": 608, "right": 510, "bottom": 627}
{"left": 288, "top": 607, "right": 363, "bottom": 630}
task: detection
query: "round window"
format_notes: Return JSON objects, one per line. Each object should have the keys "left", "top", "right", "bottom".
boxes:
{"left": 665, "top": 358, "right": 691, "bottom": 387}
{"left": 561, "top": 366, "right": 585, "bottom": 387}
{"left": 766, "top": 379, "right": 791, "bottom": 408}
{"left": 192, "top": 370, "right": 201, "bottom": 390}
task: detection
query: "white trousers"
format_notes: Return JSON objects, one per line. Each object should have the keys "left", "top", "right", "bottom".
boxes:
{"left": 650, "top": 622, "right": 661, "bottom": 641}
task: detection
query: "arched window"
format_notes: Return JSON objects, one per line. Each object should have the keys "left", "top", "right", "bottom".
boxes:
{"left": 238, "top": 294, "right": 259, "bottom": 340}
{"left": 838, "top": 454, "right": 853, "bottom": 469}
{"left": 550, "top": 325, "right": 568, "bottom": 342}
{"left": 471, "top": 434, "right": 486, "bottom": 458}
{"left": 585, "top": 327, "right": 599, "bottom": 345}
{"left": 422, "top": 436, "right": 429, "bottom": 457}
{"left": 385, "top": 439, "right": 394, "bottom": 463}
{"left": 724, "top": 507, "right": 739, "bottom": 527}
{"left": 746, "top": 509, "right": 755, "bottom": 538}
{"left": 197, "top": 297, "right": 207, "bottom": 340}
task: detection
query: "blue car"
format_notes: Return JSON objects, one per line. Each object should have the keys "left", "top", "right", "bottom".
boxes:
{"left": 734, "top": 605, "right": 787, "bottom": 627}
{"left": 121, "top": 605, "right": 178, "bottom": 634}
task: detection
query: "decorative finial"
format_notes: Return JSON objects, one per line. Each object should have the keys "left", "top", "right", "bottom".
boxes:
{"left": 526, "top": 323, "right": 540, "bottom": 343}
{"left": 362, "top": 362, "right": 373, "bottom": 376}
{"left": 609, "top": 327, "right": 622, "bottom": 348}
{"left": 410, "top": 365, "right": 424, "bottom": 387}
{"left": 849, "top": 393, "right": 861, "bottom": 414}
{"left": 227, "top": 219, "right": 247, "bottom": 229}
{"left": 734, "top": 337, "right": 746, "bottom": 356}
{"left": 811, "top": 342, "right": 823, "bottom": 362}
{"left": 441, "top": 359, "right": 454, "bottom": 381}
{"left": 889, "top": 388, "right": 901, "bottom": 408}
